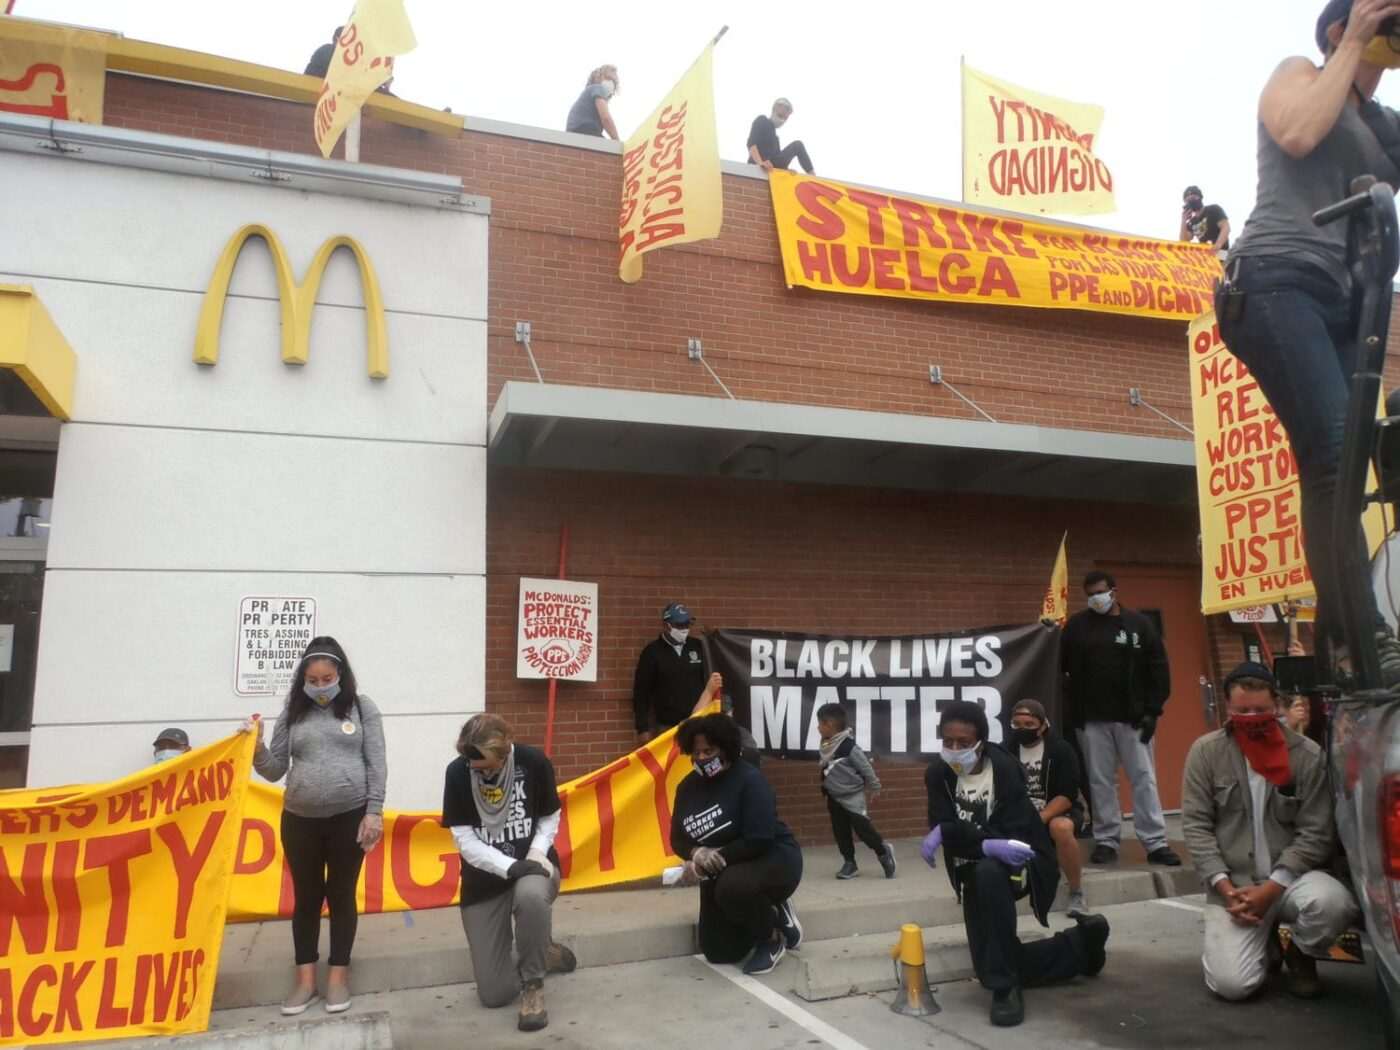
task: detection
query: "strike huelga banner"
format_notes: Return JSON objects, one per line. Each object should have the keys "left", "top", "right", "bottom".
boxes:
{"left": 709, "top": 625, "right": 1059, "bottom": 759}
{"left": 1188, "top": 311, "right": 1387, "bottom": 614}
{"left": 962, "top": 64, "right": 1115, "bottom": 216}
{"left": 618, "top": 42, "right": 722, "bottom": 283}
{"left": 0, "top": 19, "right": 108, "bottom": 124}
{"left": 314, "top": 0, "right": 417, "bottom": 158}
{"left": 227, "top": 711, "right": 708, "bottom": 920}
{"left": 0, "top": 734, "right": 254, "bottom": 1046}
{"left": 769, "top": 171, "right": 1220, "bottom": 322}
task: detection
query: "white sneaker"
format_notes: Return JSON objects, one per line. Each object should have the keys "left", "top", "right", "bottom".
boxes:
{"left": 1066, "top": 889, "right": 1090, "bottom": 918}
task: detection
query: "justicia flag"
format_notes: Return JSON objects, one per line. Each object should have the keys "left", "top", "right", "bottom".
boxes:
{"left": 617, "top": 41, "right": 723, "bottom": 283}
{"left": 313, "top": 0, "right": 417, "bottom": 158}
{"left": 1041, "top": 533, "right": 1069, "bottom": 626}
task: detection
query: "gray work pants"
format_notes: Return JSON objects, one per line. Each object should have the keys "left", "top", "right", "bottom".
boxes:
{"left": 1077, "top": 721, "right": 1168, "bottom": 853}
{"left": 459, "top": 870, "right": 559, "bottom": 1007}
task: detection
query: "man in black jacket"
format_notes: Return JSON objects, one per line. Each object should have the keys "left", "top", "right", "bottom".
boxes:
{"left": 632, "top": 602, "right": 709, "bottom": 743}
{"left": 746, "top": 98, "right": 814, "bottom": 174}
{"left": 1009, "top": 700, "right": 1087, "bottom": 917}
{"left": 1061, "top": 571, "right": 1182, "bottom": 867}
{"left": 921, "top": 700, "right": 1109, "bottom": 1027}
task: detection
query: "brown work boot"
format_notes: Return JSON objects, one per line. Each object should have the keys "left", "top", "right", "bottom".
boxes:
{"left": 517, "top": 979, "right": 548, "bottom": 1031}
{"left": 1283, "top": 941, "right": 1323, "bottom": 999}
{"left": 545, "top": 941, "right": 577, "bottom": 974}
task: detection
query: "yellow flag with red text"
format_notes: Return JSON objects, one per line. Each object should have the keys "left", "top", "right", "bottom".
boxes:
{"left": 0, "top": 17, "right": 107, "bottom": 124}
{"left": 618, "top": 42, "right": 722, "bottom": 283}
{"left": 314, "top": 0, "right": 417, "bottom": 158}
{"left": 1041, "top": 532, "right": 1069, "bottom": 625}
{"left": 962, "top": 64, "right": 1116, "bottom": 217}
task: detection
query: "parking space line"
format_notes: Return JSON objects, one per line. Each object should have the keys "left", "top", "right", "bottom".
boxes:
{"left": 1154, "top": 897, "right": 1205, "bottom": 913}
{"left": 696, "top": 955, "right": 874, "bottom": 1050}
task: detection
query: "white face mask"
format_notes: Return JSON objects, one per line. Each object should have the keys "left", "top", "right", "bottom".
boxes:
{"left": 1087, "top": 591, "right": 1115, "bottom": 615}
{"left": 773, "top": 114, "right": 787, "bottom": 127}
{"left": 153, "top": 748, "right": 183, "bottom": 764}
{"left": 600, "top": 79, "right": 616, "bottom": 98}
{"left": 943, "top": 744, "right": 981, "bottom": 776}
{"left": 669, "top": 627, "right": 689, "bottom": 644}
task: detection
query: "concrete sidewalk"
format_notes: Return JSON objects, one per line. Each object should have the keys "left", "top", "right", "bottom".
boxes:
{"left": 214, "top": 823, "right": 1198, "bottom": 1010}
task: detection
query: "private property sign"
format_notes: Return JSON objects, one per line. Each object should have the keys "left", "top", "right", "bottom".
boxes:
{"left": 516, "top": 578, "right": 598, "bottom": 681}
{"left": 235, "top": 596, "right": 317, "bottom": 696}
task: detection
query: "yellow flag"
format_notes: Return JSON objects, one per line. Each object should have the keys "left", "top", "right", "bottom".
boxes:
{"left": 962, "top": 63, "right": 1115, "bottom": 217}
{"left": 618, "top": 43, "right": 722, "bottom": 284}
{"left": 1041, "top": 532, "right": 1069, "bottom": 625}
{"left": 0, "top": 18, "right": 109, "bottom": 124}
{"left": 313, "top": 0, "right": 417, "bottom": 159}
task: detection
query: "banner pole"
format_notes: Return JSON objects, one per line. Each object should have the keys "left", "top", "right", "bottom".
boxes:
{"left": 346, "top": 112, "right": 362, "bottom": 163}
{"left": 543, "top": 523, "right": 571, "bottom": 757}
{"left": 712, "top": 24, "right": 729, "bottom": 46}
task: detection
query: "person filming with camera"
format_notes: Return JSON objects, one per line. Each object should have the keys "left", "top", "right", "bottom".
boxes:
{"left": 1217, "top": 0, "right": 1400, "bottom": 685}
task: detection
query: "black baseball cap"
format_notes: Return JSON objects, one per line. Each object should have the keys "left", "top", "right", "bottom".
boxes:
{"left": 1222, "top": 661, "right": 1277, "bottom": 695}
{"left": 153, "top": 727, "right": 190, "bottom": 749}
{"left": 662, "top": 602, "right": 693, "bottom": 626}
{"left": 1316, "top": 0, "right": 1353, "bottom": 53}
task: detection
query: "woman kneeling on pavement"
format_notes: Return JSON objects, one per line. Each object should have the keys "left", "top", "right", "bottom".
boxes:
{"left": 922, "top": 700, "right": 1110, "bottom": 1027}
{"left": 671, "top": 712, "right": 804, "bottom": 975}
{"left": 441, "top": 714, "right": 577, "bottom": 1032}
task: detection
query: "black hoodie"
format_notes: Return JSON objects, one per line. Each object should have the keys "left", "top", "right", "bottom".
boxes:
{"left": 925, "top": 744, "right": 1059, "bottom": 926}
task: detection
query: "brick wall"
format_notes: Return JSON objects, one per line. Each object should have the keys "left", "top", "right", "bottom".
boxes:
{"left": 98, "top": 72, "right": 1389, "bottom": 842}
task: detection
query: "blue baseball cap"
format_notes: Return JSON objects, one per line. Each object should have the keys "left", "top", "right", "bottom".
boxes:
{"left": 662, "top": 602, "right": 693, "bottom": 626}
{"left": 1316, "top": 0, "right": 1353, "bottom": 52}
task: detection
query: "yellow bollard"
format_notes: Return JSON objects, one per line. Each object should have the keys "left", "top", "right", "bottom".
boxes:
{"left": 889, "top": 923, "right": 941, "bottom": 1016}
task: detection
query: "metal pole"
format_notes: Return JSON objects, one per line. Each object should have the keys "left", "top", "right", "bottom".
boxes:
{"left": 346, "top": 112, "right": 361, "bottom": 163}
{"left": 543, "top": 523, "right": 570, "bottom": 758}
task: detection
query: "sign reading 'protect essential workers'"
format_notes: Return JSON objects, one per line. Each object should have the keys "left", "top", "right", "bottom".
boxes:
{"left": 768, "top": 171, "right": 1221, "bottom": 321}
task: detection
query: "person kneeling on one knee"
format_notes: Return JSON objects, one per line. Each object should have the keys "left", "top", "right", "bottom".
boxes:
{"left": 441, "top": 715, "right": 577, "bottom": 1033}
{"left": 922, "top": 700, "right": 1110, "bottom": 1028}
{"left": 1182, "top": 662, "right": 1359, "bottom": 1002}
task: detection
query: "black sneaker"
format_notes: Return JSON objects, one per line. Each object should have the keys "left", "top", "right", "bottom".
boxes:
{"left": 1073, "top": 913, "right": 1110, "bottom": 977}
{"left": 878, "top": 844, "right": 897, "bottom": 879}
{"left": 776, "top": 899, "right": 803, "bottom": 950}
{"left": 990, "top": 986, "right": 1024, "bottom": 1027}
{"left": 743, "top": 936, "right": 786, "bottom": 975}
{"left": 1089, "top": 844, "right": 1118, "bottom": 865}
{"left": 1147, "top": 847, "right": 1182, "bottom": 867}
{"left": 836, "top": 860, "right": 859, "bottom": 880}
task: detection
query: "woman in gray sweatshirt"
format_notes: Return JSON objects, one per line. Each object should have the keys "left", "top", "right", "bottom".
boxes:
{"left": 243, "top": 636, "right": 387, "bottom": 1016}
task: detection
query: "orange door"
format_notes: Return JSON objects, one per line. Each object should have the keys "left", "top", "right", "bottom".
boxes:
{"left": 1098, "top": 565, "right": 1213, "bottom": 812}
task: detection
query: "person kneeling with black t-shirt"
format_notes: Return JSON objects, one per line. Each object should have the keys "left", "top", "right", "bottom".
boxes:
{"left": 671, "top": 713, "right": 804, "bottom": 975}
{"left": 922, "top": 701, "right": 1110, "bottom": 1028}
{"left": 441, "top": 715, "right": 577, "bottom": 1033}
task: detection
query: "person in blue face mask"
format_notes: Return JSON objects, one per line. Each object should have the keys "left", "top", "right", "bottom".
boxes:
{"left": 922, "top": 700, "right": 1109, "bottom": 1028}
{"left": 239, "top": 636, "right": 387, "bottom": 1017}
{"left": 151, "top": 727, "right": 191, "bottom": 764}
{"left": 670, "top": 713, "right": 804, "bottom": 976}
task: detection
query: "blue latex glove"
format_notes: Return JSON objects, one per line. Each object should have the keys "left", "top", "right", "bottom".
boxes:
{"left": 920, "top": 826, "right": 943, "bottom": 867}
{"left": 982, "top": 838, "right": 1035, "bottom": 869}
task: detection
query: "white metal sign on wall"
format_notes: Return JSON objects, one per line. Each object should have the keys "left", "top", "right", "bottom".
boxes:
{"left": 236, "top": 596, "right": 318, "bottom": 696}
{"left": 516, "top": 577, "right": 598, "bottom": 682}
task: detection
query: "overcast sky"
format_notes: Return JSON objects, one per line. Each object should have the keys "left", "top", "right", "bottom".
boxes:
{"left": 15, "top": 0, "right": 1400, "bottom": 239}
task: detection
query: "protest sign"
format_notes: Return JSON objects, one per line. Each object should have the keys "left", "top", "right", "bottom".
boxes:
{"left": 516, "top": 578, "right": 598, "bottom": 682}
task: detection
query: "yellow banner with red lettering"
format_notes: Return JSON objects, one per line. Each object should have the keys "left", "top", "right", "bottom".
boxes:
{"left": 0, "top": 734, "right": 253, "bottom": 1046}
{"left": 618, "top": 42, "right": 722, "bottom": 283}
{"left": 1189, "top": 310, "right": 1387, "bottom": 613}
{"left": 313, "top": 0, "right": 417, "bottom": 158}
{"left": 0, "top": 18, "right": 108, "bottom": 124}
{"left": 769, "top": 170, "right": 1221, "bottom": 321}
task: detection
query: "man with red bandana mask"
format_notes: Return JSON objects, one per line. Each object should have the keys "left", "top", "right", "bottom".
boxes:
{"left": 1181, "top": 662, "right": 1359, "bottom": 1001}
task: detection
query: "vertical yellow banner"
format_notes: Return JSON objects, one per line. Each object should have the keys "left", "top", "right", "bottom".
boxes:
{"left": 618, "top": 42, "right": 723, "bottom": 284}
{"left": 0, "top": 20, "right": 108, "bottom": 124}
{"left": 1041, "top": 532, "right": 1069, "bottom": 625}
{"left": 962, "top": 63, "right": 1115, "bottom": 217}
{"left": 0, "top": 734, "right": 254, "bottom": 1045}
{"left": 313, "top": 0, "right": 417, "bottom": 159}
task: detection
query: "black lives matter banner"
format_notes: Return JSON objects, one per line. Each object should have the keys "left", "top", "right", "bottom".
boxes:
{"left": 709, "top": 624, "right": 1059, "bottom": 760}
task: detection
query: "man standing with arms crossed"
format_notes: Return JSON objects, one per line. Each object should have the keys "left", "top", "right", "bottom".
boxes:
{"left": 1061, "top": 571, "right": 1182, "bottom": 867}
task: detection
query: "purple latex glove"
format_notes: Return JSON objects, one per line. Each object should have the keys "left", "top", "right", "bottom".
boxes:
{"left": 920, "top": 826, "right": 943, "bottom": 867}
{"left": 982, "top": 838, "right": 1035, "bottom": 869}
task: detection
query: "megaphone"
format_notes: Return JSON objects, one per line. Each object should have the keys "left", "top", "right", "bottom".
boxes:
{"left": 889, "top": 923, "right": 941, "bottom": 1016}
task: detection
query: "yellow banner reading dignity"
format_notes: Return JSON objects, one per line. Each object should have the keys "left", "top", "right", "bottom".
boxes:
{"left": 0, "top": 735, "right": 253, "bottom": 1046}
{"left": 770, "top": 171, "right": 1219, "bottom": 321}
{"left": 962, "top": 64, "right": 1115, "bottom": 216}
{"left": 618, "top": 42, "right": 722, "bottom": 284}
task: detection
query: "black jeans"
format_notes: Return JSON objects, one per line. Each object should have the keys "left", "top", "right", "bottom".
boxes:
{"left": 751, "top": 141, "right": 814, "bottom": 174}
{"left": 1217, "top": 256, "right": 1379, "bottom": 644}
{"left": 825, "top": 794, "right": 885, "bottom": 862}
{"left": 282, "top": 804, "right": 367, "bottom": 966}
{"left": 698, "top": 846, "right": 803, "bottom": 964}
{"left": 959, "top": 857, "right": 1080, "bottom": 992}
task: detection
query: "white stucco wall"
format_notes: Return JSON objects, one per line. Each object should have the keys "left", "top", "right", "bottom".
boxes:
{"left": 0, "top": 148, "right": 488, "bottom": 808}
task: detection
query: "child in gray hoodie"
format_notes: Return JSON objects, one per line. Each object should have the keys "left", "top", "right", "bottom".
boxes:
{"left": 818, "top": 703, "right": 896, "bottom": 879}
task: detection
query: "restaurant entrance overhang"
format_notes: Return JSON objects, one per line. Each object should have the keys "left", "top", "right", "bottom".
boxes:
{"left": 0, "top": 285, "right": 76, "bottom": 423}
{"left": 488, "top": 382, "right": 1195, "bottom": 504}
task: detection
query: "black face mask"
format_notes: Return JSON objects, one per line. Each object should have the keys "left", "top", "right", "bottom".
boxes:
{"left": 1185, "top": 197, "right": 1203, "bottom": 211}
{"left": 1011, "top": 727, "right": 1042, "bottom": 749}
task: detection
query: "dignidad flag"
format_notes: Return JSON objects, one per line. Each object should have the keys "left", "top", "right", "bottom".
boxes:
{"left": 1041, "top": 533, "right": 1069, "bottom": 625}
{"left": 962, "top": 63, "right": 1116, "bottom": 217}
{"left": 314, "top": 0, "right": 417, "bottom": 158}
{"left": 0, "top": 734, "right": 254, "bottom": 1046}
{"left": 618, "top": 38, "right": 723, "bottom": 284}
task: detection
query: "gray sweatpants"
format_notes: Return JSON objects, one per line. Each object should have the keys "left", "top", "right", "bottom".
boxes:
{"left": 1077, "top": 721, "right": 1168, "bottom": 853}
{"left": 459, "top": 870, "right": 559, "bottom": 1008}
